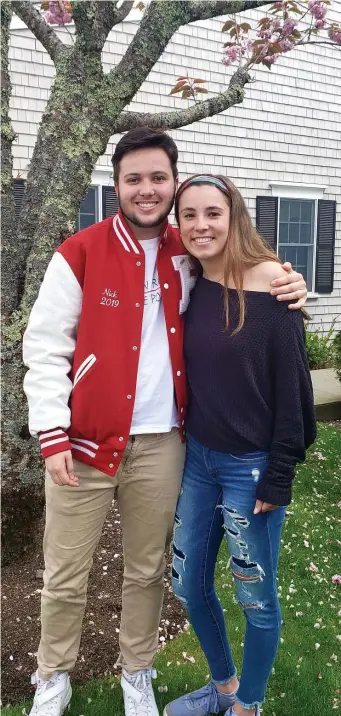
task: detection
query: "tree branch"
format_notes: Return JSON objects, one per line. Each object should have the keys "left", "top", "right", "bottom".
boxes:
{"left": 102, "top": 0, "right": 273, "bottom": 130}
{"left": 186, "top": 0, "right": 275, "bottom": 23}
{"left": 114, "top": 68, "right": 251, "bottom": 133}
{"left": 298, "top": 40, "right": 341, "bottom": 48}
{"left": 12, "top": 1, "right": 65, "bottom": 63}
{"left": 72, "top": 0, "right": 134, "bottom": 53}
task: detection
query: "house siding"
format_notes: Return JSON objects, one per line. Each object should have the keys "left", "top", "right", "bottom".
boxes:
{"left": 9, "top": 4, "right": 341, "bottom": 329}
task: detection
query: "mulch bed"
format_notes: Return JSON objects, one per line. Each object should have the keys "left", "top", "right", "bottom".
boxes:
{"left": 1, "top": 502, "right": 186, "bottom": 706}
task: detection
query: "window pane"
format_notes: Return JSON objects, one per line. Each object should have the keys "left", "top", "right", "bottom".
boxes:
{"left": 76, "top": 186, "right": 97, "bottom": 232}
{"left": 79, "top": 213, "right": 97, "bottom": 230}
{"left": 279, "top": 223, "right": 288, "bottom": 242}
{"left": 299, "top": 222, "right": 312, "bottom": 243}
{"left": 300, "top": 201, "right": 312, "bottom": 223}
{"left": 278, "top": 246, "right": 297, "bottom": 266}
{"left": 280, "top": 200, "right": 289, "bottom": 222}
{"left": 288, "top": 222, "right": 300, "bottom": 243}
{"left": 289, "top": 201, "right": 300, "bottom": 222}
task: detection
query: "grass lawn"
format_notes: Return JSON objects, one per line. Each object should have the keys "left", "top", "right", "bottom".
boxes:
{"left": 5, "top": 424, "right": 341, "bottom": 716}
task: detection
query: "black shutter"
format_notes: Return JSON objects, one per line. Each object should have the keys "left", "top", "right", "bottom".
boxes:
{"left": 13, "top": 178, "right": 26, "bottom": 223}
{"left": 315, "top": 199, "right": 336, "bottom": 294}
{"left": 102, "top": 186, "right": 119, "bottom": 218}
{"left": 256, "top": 196, "right": 278, "bottom": 252}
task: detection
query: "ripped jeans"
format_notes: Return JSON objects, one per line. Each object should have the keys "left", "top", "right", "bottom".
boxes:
{"left": 172, "top": 434, "right": 286, "bottom": 709}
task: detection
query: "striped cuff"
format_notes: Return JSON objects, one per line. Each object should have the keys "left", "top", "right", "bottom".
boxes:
{"left": 39, "top": 428, "right": 71, "bottom": 459}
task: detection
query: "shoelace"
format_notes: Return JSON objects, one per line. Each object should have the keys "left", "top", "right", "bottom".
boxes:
{"left": 186, "top": 682, "right": 220, "bottom": 714}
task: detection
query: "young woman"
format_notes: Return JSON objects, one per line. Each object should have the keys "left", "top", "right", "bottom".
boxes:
{"left": 165, "top": 175, "right": 316, "bottom": 716}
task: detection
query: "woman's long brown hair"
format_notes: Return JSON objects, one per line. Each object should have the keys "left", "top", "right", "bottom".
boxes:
{"left": 175, "top": 174, "right": 282, "bottom": 334}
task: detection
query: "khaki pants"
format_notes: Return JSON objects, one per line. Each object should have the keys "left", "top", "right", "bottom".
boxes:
{"left": 38, "top": 429, "right": 185, "bottom": 679}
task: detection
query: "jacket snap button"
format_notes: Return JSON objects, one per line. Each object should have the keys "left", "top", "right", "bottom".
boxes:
{"left": 127, "top": 394, "right": 132, "bottom": 399}
{"left": 177, "top": 370, "right": 181, "bottom": 376}
{"left": 164, "top": 283, "right": 169, "bottom": 289}
{"left": 136, "top": 261, "right": 141, "bottom": 267}
{"left": 109, "top": 463, "right": 114, "bottom": 468}
{"left": 170, "top": 327, "right": 176, "bottom": 334}
{"left": 119, "top": 436, "right": 124, "bottom": 441}
{"left": 113, "top": 452, "right": 118, "bottom": 457}
{"left": 132, "top": 346, "right": 138, "bottom": 351}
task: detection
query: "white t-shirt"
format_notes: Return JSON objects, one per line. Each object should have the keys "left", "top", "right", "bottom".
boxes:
{"left": 130, "top": 238, "right": 179, "bottom": 434}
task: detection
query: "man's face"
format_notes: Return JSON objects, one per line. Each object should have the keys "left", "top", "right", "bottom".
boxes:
{"left": 115, "top": 147, "right": 177, "bottom": 230}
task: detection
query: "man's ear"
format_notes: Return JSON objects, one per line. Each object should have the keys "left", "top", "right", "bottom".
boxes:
{"left": 114, "top": 182, "right": 119, "bottom": 196}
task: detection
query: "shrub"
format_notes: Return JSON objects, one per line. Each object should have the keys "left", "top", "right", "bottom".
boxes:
{"left": 305, "top": 322, "right": 336, "bottom": 370}
{"left": 333, "top": 330, "right": 341, "bottom": 383}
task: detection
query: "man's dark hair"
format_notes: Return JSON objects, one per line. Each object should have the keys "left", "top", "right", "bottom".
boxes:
{"left": 112, "top": 126, "right": 178, "bottom": 182}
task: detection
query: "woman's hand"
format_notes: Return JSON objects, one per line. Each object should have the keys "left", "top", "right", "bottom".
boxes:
{"left": 270, "top": 262, "right": 307, "bottom": 309}
{"left": 253, "top": 500, "right": 278, "bottom": 514}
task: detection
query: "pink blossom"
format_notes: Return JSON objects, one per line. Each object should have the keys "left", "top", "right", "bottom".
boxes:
{"left": 308, "top": 0, "right": 327, "bottom": 20}
{"left": 43, "top": 1, "right": 72, "bottom": 25}
{"left": 309, "top": 562, "right": 319, "bottom": 573}
{"left": 328, "top": 26, "right": 341, "bottom": 44}
{"left": 332, "top": 575, "right": 341, "bottom": 585}
{"left": 279, "top": 38, "right": 294, "bottom": 52}
{"left": 282, "top": 19, "right": 297, "bottom": 36}
{"left": 263, "top": 53, "right": 279, "bottom": 65}
{"left": 223, "top": 45, "right": 240, "bottom": 65}
{"left": 315, "top": 19, "right": 326, "bottom": 29}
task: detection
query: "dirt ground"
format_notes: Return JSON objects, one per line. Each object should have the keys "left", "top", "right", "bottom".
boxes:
{"left": 1, "top": 501, "right": 186, "bottom": 706}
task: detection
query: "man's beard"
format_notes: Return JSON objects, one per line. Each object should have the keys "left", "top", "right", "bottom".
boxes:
{"left": 119, "top": 193, "right": 176, "bottom": 229}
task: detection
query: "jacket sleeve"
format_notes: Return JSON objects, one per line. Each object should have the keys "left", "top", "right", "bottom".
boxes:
{"left": 23, "top": 251, "right": 82, "bottom": 459}
{"left": 256, "top": 308, "right": 317, "bottom": 507}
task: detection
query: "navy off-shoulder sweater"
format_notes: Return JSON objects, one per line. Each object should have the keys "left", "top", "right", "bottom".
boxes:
{"left": 184, "top": 277, "right": 317, "bottom": 506}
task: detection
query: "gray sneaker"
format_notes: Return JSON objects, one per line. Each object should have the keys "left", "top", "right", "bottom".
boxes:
{"left": 164, "top": 681, "right": 237, "bottom": 716}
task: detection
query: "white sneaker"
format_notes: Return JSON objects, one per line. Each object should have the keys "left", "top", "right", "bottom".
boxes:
{"left": 29, "top": 670, "right": 72, "bottom": 715}
{"left": 121, "top": 669, "right": 159, "bottom": 716}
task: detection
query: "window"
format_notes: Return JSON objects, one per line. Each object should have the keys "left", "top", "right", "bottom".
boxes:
{"left": 12, "top": 180, "right": 119, "bottom": 234}
{"left": 278, "top": 199, "right": 315, "bottom": 290}
{"left": 76, "top": 186, "right": 98, "bottom": 231}
{"left": 256, "top": 191, "right": 336, "bottom": 294}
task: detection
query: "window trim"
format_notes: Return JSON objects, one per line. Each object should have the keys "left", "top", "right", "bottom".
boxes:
{"left": 269, "top": 182, "right": 326, "bottom": 297}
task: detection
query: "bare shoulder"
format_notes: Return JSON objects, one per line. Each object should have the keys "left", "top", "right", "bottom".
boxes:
{"left": 246, "top": 261, "right": 286, "bottom": 291}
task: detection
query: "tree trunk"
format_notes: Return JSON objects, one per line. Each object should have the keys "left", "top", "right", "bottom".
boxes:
{"left": 1, "top": 52, "right": 117, "bottom": 563}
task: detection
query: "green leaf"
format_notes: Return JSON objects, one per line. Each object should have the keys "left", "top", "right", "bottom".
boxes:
{"left": 240, "top": 23, "right": 251, "bottom": 32}
{"left": 182, "top": 89, "right": 192, "bottom": 99}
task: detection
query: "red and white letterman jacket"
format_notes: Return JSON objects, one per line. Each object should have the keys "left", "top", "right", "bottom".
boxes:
{"left": 23, "top": 210, "right": 196, "bottom": 476}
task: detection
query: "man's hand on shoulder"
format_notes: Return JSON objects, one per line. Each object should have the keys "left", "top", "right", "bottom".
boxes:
{"left": 45, "top": 450, "right": 79, "bottom": 487}
{"left": 270, "top": 261, "right": 307, "bottom": 310}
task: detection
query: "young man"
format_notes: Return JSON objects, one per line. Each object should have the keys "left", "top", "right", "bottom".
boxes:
{"left": 23, "top": 127, "right": 307, "bottom": 716}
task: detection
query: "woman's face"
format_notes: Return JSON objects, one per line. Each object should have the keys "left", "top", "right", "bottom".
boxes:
{"left": 178, "top": 184, "right": 230, "bottom": 262}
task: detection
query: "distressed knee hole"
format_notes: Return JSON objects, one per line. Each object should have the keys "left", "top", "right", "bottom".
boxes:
{"left": 232, "top": 556, "right": 264, "bottom": 583}
{"left": 239, "top": 600, "right": 264, "bottom": 610}
{"left": 173, "top": 544, "right": 186, "bottom": 561}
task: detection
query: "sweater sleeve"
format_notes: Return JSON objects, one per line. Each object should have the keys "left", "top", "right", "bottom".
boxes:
{"left": 256, "top": 307, "right": 317, "bottom": 506}
{"left": 23, "top": 251, "right": 82, "bottom": 458}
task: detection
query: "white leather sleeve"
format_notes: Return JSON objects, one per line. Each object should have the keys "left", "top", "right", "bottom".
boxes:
{"left": 23, "top": 252, "right": 82, "bottom": 437}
